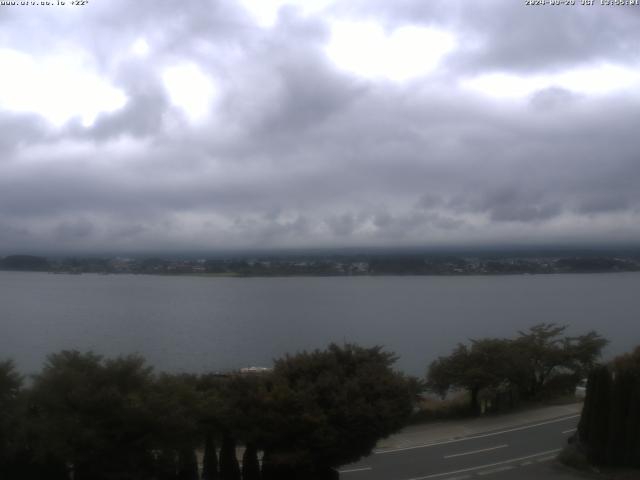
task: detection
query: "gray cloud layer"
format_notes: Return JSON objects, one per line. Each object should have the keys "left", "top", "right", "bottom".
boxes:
{"left": 1, "top": 0, "right": 640, "bottom": 252}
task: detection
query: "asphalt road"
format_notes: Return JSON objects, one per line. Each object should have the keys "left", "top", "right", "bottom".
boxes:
{"left": 339, "top": 414, "right": 581, "bottom": 480}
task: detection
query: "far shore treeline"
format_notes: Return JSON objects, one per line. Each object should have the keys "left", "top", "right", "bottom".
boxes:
{"left": 1, "top": 251, "right": 640, "bottom": 276}
{"left": 0, "top": 324, "right": 620, "bottom": 480}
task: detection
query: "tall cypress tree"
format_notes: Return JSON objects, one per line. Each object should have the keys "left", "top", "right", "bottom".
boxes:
{"left": 219, "top": 434, "right": 241, "bottom": 480}
{"left": 155, "top": 449, "right": 179, "bottom": 480}
{"left": 585, "top": 366, "right": 612, "bottom": 466}
{"left": 578, "top": 348, "right": 640, "bottom": 468}
{"left": 577, "top": 370, "right": 596, "bottom": 446}
{"left": 202, "top": 433, "right": 219, "bottom": 480}
{"left": 241, "top": 443, "right": 261, "bottom": 480}
{"left": 178, "top": 448, "right": 199, "bottom": 480}
{"left": 628, "top": 379, "right": 640, "bottom": 467}
{"left": 616, "top": 359, "right": 640, "bottom": 467}
{"left": 606, "top": 369, "right": 630, "bottom": 465}
{"left": 260, "top": 450, "right": 275, "bottom": 480}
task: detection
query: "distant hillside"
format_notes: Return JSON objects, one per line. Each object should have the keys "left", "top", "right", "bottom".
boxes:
{"left": 1, "top": 252, "right": 639, "bottom": 276}
{"left": 0, "top": 255, "right": 50, "bottom": 271}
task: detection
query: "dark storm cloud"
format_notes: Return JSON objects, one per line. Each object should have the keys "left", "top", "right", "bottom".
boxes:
{"left": 0, "top": 112, "right": 51, "bottom": 155}
{"left": 85, "top": 91, "right": 168, "bottom": 140}
{"left": 1, "top": 0, "right": 640, "bottom": 252}
{"left": 478, "top": 189, "right": 562, "bottom": 223}
{"left": 576, "top": 194, "right": 630, "bottom": 215}
{"left": 53, "top": 218, "right": 95, "bottom": 241}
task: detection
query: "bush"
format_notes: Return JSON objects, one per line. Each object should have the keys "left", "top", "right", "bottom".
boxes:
{"left": 540, "top": 373, "right": 581, "bottom": 399}
{"left": 557, "top": 445, "right": 590, "bottom": 471}
{"left": 409, "top": 392, "right": 471, "bottom": 424}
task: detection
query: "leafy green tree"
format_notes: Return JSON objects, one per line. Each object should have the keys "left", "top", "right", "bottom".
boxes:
{"left": 513, "top": 323, "right": 569, "bottom": 397}
{"left": 514, "top": 323, "right": 607, "bottom": 398}
{"left": 148, "top": 373, "right": 201, "bottom": 447}
{"left": 565, "top": 331, "right": 609, "bottom": 379}
{"left": 429, "top": 324, "right": 608, "bottom": 412}
{"left": 147, "top": 373, "right": 203, "bottom": 480}
{"left": 28, "top": 351, "right": 157, "bottom": 480}
{"left": 259, "top": 344, "right": 415, "bottom": 477}
{"left": 214, "top": 374, "right": 268, "bottom": 447}
{"left": 201, "top": 372, "right": 270, "bottom": 479}
{"left": 427, "top": 339, "right": 516, "bottom": 414}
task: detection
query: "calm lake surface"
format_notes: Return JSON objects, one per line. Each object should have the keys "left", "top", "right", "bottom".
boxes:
{"left": 1, "top": 271, "right": 639, "bottom": 376}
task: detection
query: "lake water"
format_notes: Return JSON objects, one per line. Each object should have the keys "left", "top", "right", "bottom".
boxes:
{"left": 1, "top": 271, "right": 639, "bottom": 376}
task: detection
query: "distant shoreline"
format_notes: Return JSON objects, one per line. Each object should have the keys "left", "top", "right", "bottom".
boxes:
{"left": 2, "top": 269, "right": 639, "bottom": 279}
{"left": 2, "top": 253, "right": 639, "bottom": 277}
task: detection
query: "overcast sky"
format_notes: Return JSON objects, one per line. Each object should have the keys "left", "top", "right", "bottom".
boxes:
{"left": 1, "top": 0, "right": 639, "bottom": 253}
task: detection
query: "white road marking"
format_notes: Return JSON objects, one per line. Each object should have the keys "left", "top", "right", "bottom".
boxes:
{"left": 376, "top": 414, "right": 579, "bottom": 454}
{"left": 442, "top": 476, "right": 471, "bottom": 480}
{"left": 338, "top": 466, "right": 372, "bottom": 474}
{"left": 443, "top": 444, "right": 508, "bottom": 459}
{"left": 536, "top": 455, "right": 556, "bottom": 462}
{"left": 520, "top": 461, "right": 533, "bottom": 466}
{"left": 477, "top": 465, "right": 514, "bottom": 475}
{"left": 404, "top": 448, "right": 561, "bottom": 480}
{"left": 562, "top": 428, "right": 577, "bottom": 434}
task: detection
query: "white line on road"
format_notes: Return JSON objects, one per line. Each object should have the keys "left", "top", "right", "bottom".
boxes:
{"left": 477, "top": 465, "right": 514, "bottom": 475}
{"left": 536, "top": 455, "right": 556, "bottom": 463}
{"left": 404, "top": 448, "right": 561, "bottom": 480}
{"left": 562, "top": 428, "right": 577, "bottom": 434}
{"left": 376, "top": 414, "right": 579, "bottom": 454}
{"left": 338, "top": 466, "right": 372, "bottom": 474}
{"left": 443, "top": 444, "right": 508, "bottom": 459}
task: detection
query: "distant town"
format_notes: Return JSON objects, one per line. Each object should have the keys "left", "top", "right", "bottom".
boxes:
{"left": 2, "top": 251, "right": 640, "bottom": 276}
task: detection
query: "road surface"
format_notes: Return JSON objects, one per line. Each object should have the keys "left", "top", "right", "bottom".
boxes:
{"left": 339, "top": 413, "right": 582, "bottom": 480}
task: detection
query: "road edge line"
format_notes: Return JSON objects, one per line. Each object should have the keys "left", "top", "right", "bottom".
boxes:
{"left": 375, "top": 414, "right": 579, "bottom": 454}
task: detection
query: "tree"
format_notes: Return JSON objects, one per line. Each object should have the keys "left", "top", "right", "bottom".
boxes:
{"left": 196, "top": 374, "right": 227, "bottom": 480}
{"left": 0, "top": 360, "right": 24, "bottom": 478}
{"left": 198, "top": 373, "right": 262, "bottom": 480}
{"left": 242, "top": 444, "right": 261, "bottom": 480}
{"left": 514, "top": 323, "right": 569, "bottom": 398}
{"left": 155, "top": 448, "right": 179, "bottom": 480}
{"left": 427, "top": 339, "right": 517, "bottom": 414}
{"left": 177, "top": 448, "right": 199, "bottom": 480}
{"left": 28, "top": 351, "right": 157, "bottom": 480}
{"left": 581, "top": 365, "right": 612, "bottom": 465}
{"left": 427, "top": 325, "right": 608, "bottom": 413}
{"left": 201, "top": 432, "right": 219, "bottom": 480}
{"left": 577, "top": 346, "right": 640, "bottom": 468}
{"left": 218, "top": 433, "right": 240, "bottom": 480}
{"left": 259, "top": 344, "right": 415, "bottom": 478}
{"left": 564, "top": 330, "right": 609, "bottom": 380}
{"left": 514, "top": 323, "right": 607, "bottom": 399}
{"left": 147, "top": 373, "right": 203, "bottom": 480}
